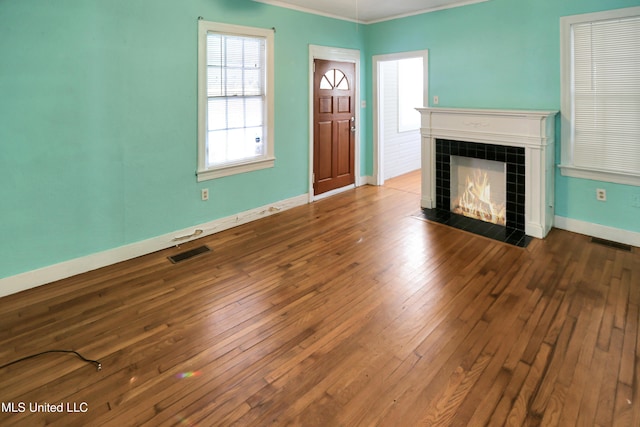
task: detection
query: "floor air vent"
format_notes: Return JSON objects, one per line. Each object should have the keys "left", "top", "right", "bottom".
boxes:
{"left": 168, "top": 245, "right": 211, "bottom": 264}
{"left": 590, "top": 237, "right": 632, "bottom": 252}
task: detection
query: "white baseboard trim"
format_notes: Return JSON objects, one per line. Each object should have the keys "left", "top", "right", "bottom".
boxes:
{"left": 359, "top": 175, "right": 376, "bottom": 186}
{"left": 0, "top": 194, "right": 309, "bottom": 299}
{"left": 554, "top": 216, "right": 640, "bottom": 248}
{"left": 312, "top": 184, "right": 356, "bottom": 201}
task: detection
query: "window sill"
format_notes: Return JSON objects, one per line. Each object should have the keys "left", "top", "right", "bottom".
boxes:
{"left": 197, "top": 157, "right": 275, "bottom": 182}
{"left": 559, "top": 164, "right": 640, "bottom": 186}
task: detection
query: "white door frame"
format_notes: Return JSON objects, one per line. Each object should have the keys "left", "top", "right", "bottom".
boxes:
{"left": 308, "top": 45, "right": 361, "bottom": 202}
{"left": 372, "top": 50, "right": 429, "bottom": 185}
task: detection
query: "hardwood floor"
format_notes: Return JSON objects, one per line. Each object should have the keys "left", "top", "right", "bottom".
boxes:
{"left": 382, "top": 169, "right": 421, "bottom": 195}
{"left": 1, "top": 170, "right": 638, "bottom": 426}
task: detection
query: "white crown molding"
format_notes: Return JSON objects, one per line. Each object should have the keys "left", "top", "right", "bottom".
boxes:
{"left": 0, "top": 194, "right": 309, "bottom": 299}
{"left": 253, "top": 0, "right": 489, "bottom": 24}
{"left": 365, "top": 0, "right": 489, "bottom": 24}
{"left": 253, "top": 0, "right": 362, "bottom": 23}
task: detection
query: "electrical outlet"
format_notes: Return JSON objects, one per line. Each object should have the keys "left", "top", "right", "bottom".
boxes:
{"left": 632, "top": 194, "right": 640, "bottom": 208}
{"left": 433, "top": 95, "right": 439, "bottom": 105}
{"left": 596, "top": 188, "right": 606, "bottom": 201}
{"left": 201, "top": 188, "right": 209, "bottom": 201}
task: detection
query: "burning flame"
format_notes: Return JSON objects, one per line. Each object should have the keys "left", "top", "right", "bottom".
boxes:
{"left": 452, "top": 170, "right": 506, "bottom": 225}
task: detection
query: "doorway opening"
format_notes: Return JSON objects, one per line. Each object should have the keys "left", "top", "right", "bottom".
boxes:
{"left": 373, "top": 50, "right": 428, "bottom": 186}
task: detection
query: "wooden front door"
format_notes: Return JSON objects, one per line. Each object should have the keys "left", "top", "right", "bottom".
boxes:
{"left": 313, "top": 59, "right": 356, "bottom": 195}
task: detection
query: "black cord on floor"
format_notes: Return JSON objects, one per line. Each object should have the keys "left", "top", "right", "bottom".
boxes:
{"left": 0, "top": 350, "right": 101, "bottom": 371}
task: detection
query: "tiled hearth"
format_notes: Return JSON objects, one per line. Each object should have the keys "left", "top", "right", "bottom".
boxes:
{"left": 417, "top": 205, "right": 532, "bottom": 247}
{"left": 416, "top": 108, "right": 558, "bottom": 244}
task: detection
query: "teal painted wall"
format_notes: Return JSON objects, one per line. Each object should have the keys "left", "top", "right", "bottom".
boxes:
{"left": 365, "top": 0, "right": 640, "bottom": 233}
{"left": 1, "top": 0, "right": 639, "bottom": 282}
{"left": 0, "top": 0, "right": 365, "bottom": 279}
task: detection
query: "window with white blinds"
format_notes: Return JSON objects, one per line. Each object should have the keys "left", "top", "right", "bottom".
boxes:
{"left": 197, "top": 21, "right": 274, "bottom": 181}
{"left": 560, "top": 7, "right": 640, "bottom": 186}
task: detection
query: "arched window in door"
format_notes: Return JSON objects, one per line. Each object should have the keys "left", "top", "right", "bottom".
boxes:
{"left": 320, "top": 69, "right": 350, "bottom": 90}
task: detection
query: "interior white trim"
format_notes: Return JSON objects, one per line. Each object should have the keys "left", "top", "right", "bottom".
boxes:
{"left": 253, "top": 0, "right": 489, "bottom": 24}
{"left": 197, "top": 157, "right": 276, "bottom": 182}
{"left": 308, "top": 45, "right": 361, "bottom": 202}
{"left": 360, "top": 175, "right": 376, "bottom": 186}
{"left": 0, "top": 194, "right": 309, "bottom": 299}
{"left": 364, "top": 0, "right": 489, "bottom": 24}
{"left": 554, "top": 216, "right": 640, "bottom": 248}
{"left": 196, "top": 21, "right": 276, "bottom": 182}
{"left": 558, "top": 164, "right": 640, "bottom": 187}
{"left": 254, "top": 0, "right": 362, "bottom": 23}
{"left": 373, "top": 50, "right": 428, "bottom": 186}
{"left": 312, "top": 184, "right": 356, "bottom": 201}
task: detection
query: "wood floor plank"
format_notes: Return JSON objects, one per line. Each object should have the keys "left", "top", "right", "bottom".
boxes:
{"left": 538, "top": 382, "right": 567, "bottom": 427}
{"left": 575, "top": 345, "right": 608, "bottom": 426}
{"left": 505, "top": 343, "right": 551, "bottom": 426}
{"left": 420, "top": 346, "right": 493, "bottom": 426}
{"left": 530, "top": 314, "right": 575, "bottom": 417}
{"left": 614, "top": 276, "right": 630, "bottom": 330}
{"left": 613, "top": 382, "right": 634, "bottom": 427}
{"left": 594, "top": 328, "right": 625, "bottom": 426}
{"left": 463, "top": 366, "right": 512, "bottom": 426}
{"left": 1, "top": 171, "right": 638, "bottom": 426}
{"left": 487, "top": 361, "right": 530, "bottom": 426}
{"left": 619, "top": 303, "right": 639, "bottom": 386}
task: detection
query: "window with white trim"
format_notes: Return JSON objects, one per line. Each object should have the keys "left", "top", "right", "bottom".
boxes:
{"left": 197, "top": 21, "right": 275, "bottom": 181}
{"left": 559, "top": 7, "right": 640, "bottom": 186}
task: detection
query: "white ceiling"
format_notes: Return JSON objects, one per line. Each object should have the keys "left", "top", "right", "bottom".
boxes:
{"left": 253, "top": 0, "right": 488, "bottom": 23}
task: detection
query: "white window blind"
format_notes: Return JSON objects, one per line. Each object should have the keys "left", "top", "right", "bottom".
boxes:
{"left": 572, "top": 16, "right": 640, "bottom": 175}
{"left": 206, "top": 33, "right": 266, "bottom": 166}
{"left": 560, "top": 7, "right": 640, "bottom": 186}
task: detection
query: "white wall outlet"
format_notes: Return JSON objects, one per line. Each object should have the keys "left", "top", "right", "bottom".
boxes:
{"left": 201, "top": 188, "right": 209, "bottom": 201}
{"left": 596, "top": 188, "right": 606, "bottom": 201}
{"left": 433, "top": 95, "right": 439, "bottom": 105}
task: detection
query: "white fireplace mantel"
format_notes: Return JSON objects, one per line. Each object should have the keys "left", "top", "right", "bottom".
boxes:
{"left": 416, "top": 107, "right": 558, "bottom": 239}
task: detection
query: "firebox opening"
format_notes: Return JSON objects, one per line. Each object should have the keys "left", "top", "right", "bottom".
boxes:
{"left": 450, "top": 156, "right": 507, "bottom": 226}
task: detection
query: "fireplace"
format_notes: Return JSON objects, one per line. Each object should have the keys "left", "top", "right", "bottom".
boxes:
{"left": 416, "top": 108, "right": 557, "bottom": 245}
